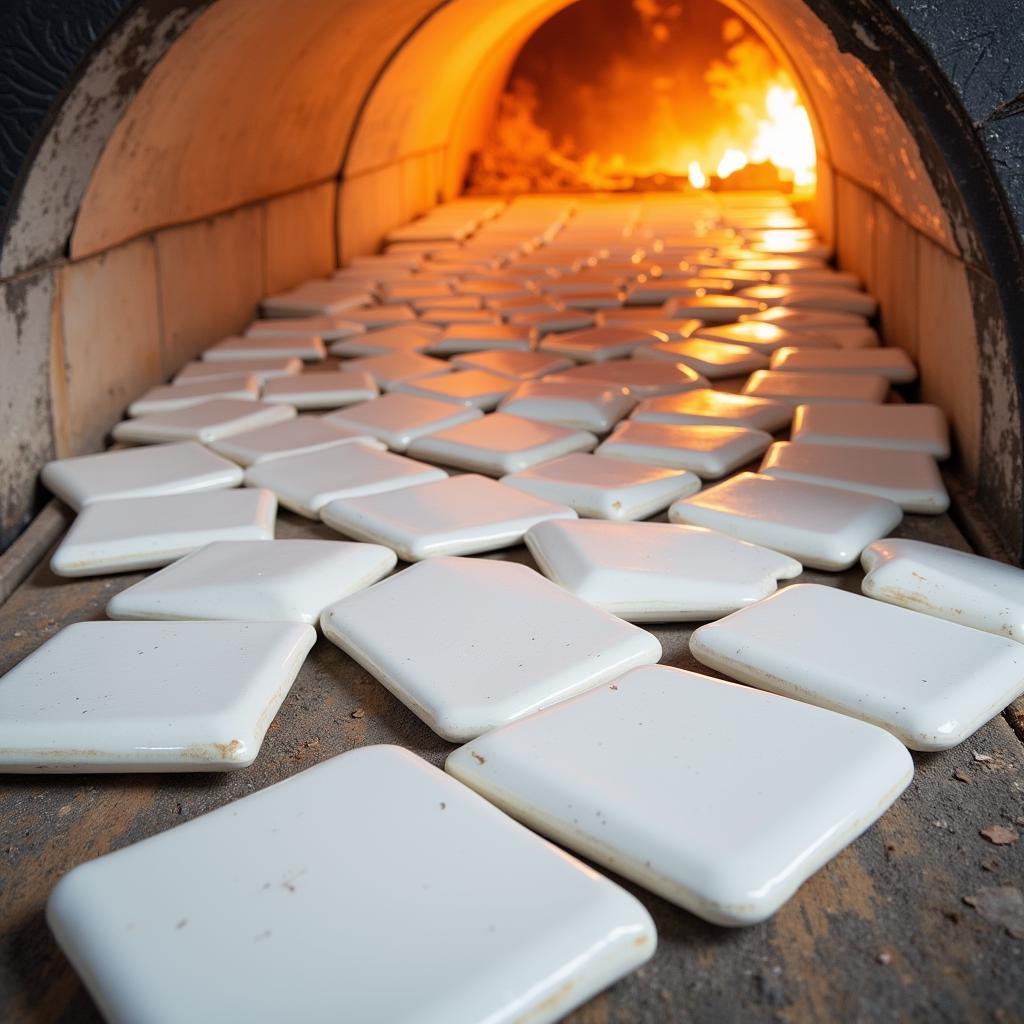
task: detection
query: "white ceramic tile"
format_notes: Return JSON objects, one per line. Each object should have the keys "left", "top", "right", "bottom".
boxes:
{"left": 245, "top": 316, "right": 365, "bottom": 341}
{"left": 537, "top": 326, "right": 662, "bottom": 363}
{"left": 324, "top": 393, "right": 482, "bottom": 452}
{"left": 738, "top": 285, "right": 877, "bottom": 317}
{"left": 596, "top": 314, "right": 702, "bottom": 341}
{"left": 690, "top": 583, "right": 1024, "bottom": 750}
{"left": 508, "top": 310, "right": 596, "bottom": 333}
{"left": 498, "top": 379, "right": 633, "bottom": 433}
{"left": 663, "top": 295, "right": 764, "bottom": 322}
{"left": 41, "top": 442, "right": 243, "bottom": 512}
{"left": 425, "top": 323, "right": 534, "bottom": 355}
{"left": 760, "top": 441, "right": 948, "bottom": 513}
{"left": 630, "top": 388, "right": 792, "bottom": 432}
{"left": 447, "top": 663, "right": 911, "bottom": 925}
{"left": 597, "top": 421, "right": 771, "bottom": 478}
{"left": 419, "top": 309, "right": 504, "bottom": 328}
{"left": 450, "top": 349, "right": 575, "bottom": 380}
{"left": 112, "top": 399, "right": 296, "bottom": 445}
{"left": 174, "top": 358, "right": 302, "bottom": 385}
{"left": 406, "top": 412, "right": 597, "bottom": 476}
{"left": 50, "top": 488, "right": 277, "bottom": 576}
{"left": 633, "top": 339, "right": 769, "bottom": 379}
{"left": 526, "top": 519, "right": 801, "bottom": 620}
{"left": 342, "top": 351, "right": 452, "bottom": 390}
{"left": 262, "top": 281, "right": 373, "bottom": 317}
{"left": 742, "top": 306, "right": 868, "bottom": 332}
{"left": 694, "top": 321, "right": 843, "bottom": 354}
{"left": 742, "top": 370, "right": 889, "bottom": 405}
{"left": 244, "top": 444, "right": 446, "bottom": 518}
{"left": 791, "top": 403, "right": 950, "bottom": 458}
{"left": 623, "top": 281, "right": 701, "bottom": 305}
{"left": 381, "top": 281, "right": 454, "bottom": 301}
{"left": 321, "top": 474, "right": 576, "bottom": 560}
{"left": 774, "top": 269, "right": 861, "bottom": 288}
{"left": 393, "top": 369, "right": 515, "bottom": 411}
{"left": 128, "top": 376, "right": 260, "bottom": 416}
{"left": 669, "top": 472, "right": 902, "bottom": 570}
{"left": 321, "top": 557, "right": 661, "bottom": 740}
{"left": 770, "top": 346, "right": 917, "bottom": 383}
{"left": 554, "top": 360, "right": 709, "bottom": 398}
{"left": 501, "top": 452, "right": 699, "bottom": 520}
{"left": 328, "top": 324, "right": 439, "bottom": 357}
{"left": 487, "top": 297, "right": 561, "bottom": 317}
{"left": 202, "top": 335, "right": 326, "bottom": 362}
{"left": 48, "top": 745, "right": 654, "bottom": 1022}
{"left": 862, "top": 537, "right": 1024, "bottom": 640}
{"left": 555, "top": 289, "right": 624, "bottom": 311}
{"left": 0, "top": 620, "right": 314, "bottom": 772}
{"left": 207, "top": 415, "right": 385, "bottom": 466}
{"left": 108, "top": 539, "right": 397, "bottom": 623}
{"left": 338, "top": 305, "right": 419, "bottom": 329}
{"left": 261, "top": 370, "right": 379, "bottom": 410}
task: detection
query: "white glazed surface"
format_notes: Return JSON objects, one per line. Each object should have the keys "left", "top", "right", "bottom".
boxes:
{"left": 790, "top": 403, "right": 950, "bottom": 458}
{"left": 112, "top": 399, "right": 296, "bottom": 445}
{"left": 208, "top": 416, "right": 385, "bottom": 466}
{"left": 324, "top": 393, "right": 482, "bottom": 451}
{"left": 630, "top": 389, "right": 792, "bottom": 432}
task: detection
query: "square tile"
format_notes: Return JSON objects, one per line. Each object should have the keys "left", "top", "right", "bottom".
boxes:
{"left": 634, "top": 339, "right": 769, "bottom": 379}
{"left": 597, "top": 315, "right": 702, "bottom": 341}
{"left": 447, "top": 664, "right": 911, "bottom": 925}
{"left": 261, "top": 371, "right": 379, "bottom": 410}
{"left": 526, "top": 519, "right": 801, "bottom": 620}
{"left": 692, "top": 322, "right": 812, "bottom": 353}
{"left": 499, "top": 379, "right": 634, "bottom": 433}
{"left": 862, "top": 538, "right": 1024, "bottom": 640}
{"left": 321, "top": 474, "right": 576, "bottom": 560}
{"left": 631, "top": 389, "right": 792, "bottom": 432}
{"left": 741, "top": 306, "right": 868, "bottom": 331}
{"left": 597, "top": 421, "right": 771, "bottom": 478}
{"left": 488, "top": 297, "right": 561, "bottom": 317}
{"left": 394, "top": 369, "right": 515, "bottom": 411}
{"left": 0, "top": 620, "right": 314, "bottom": 771}
{"left": 342, "top": 351, "right": 451, "bottom": 390}
{"left": 324, "top": 394, "right": 482, "bottom": 452}
{"left": 690, "top": 583, "right": 1024, "bottom": 750}
{"left": 509, "top": 310, "right": 596, "bottom": 334}
{"left": 538, "top": 326, "right": 663, "bottom": 363}
{"left": 623, "top": 281, "right": 701, "bottom": 305}
{"left": 48, "top": 745, "right": 654, "bottom": 1019}
{"left": 742, "top": 370, "right": 889, "bottom": 405}
{"left": 208, "top": 416, "right": 385, "bottom": 466}
{"left": 738, "top": 285, "right": 877, "bottom": 318}
{"left": 174, "top": 358, "right": 302, "bottom": 385}
{"left": 451, "top": 349, "right": 575, "bottom": 380}
{"left": 338, "top": 305, "right": 419, "bottom": 330}
{"left": 407, "top": 412, "right": 597, "bottom": 476}
{"left": 413, "top": 297, "right": 485, "bottom": 313}
{"left": 791, "top": 404, "right": 950, "bottom": 458}
{"left": 328, "top": 324, "right": 439, "bottom": 358}
{"left": 128, "top": 376, "right": 260, "bottom": 417}
{"left": 42, "top": 442, "right": 243, "bottom": 512}
{"left": 245, "top": 316, "right": 365, "bottom": 341}
{"left": 50, "top": 488, "right": 277, "bottom": 576}
{"left": 760, "top": 441, "right": 948, "bottom": 513}
{"left": 321, "top": 557, "right": 661, "bottom": 740}
{"left": 244, "top": 444, "right": 446, "bottom": 518}
{"left": 424, "top": 323, "right": 534, "bottom": 355}
{"left": 419, "top": 309, "right": 504, "bottom": 328}
{"left": 107, "top": 539, "right": 397, "bottom": 623}
{"left": 112, "top": 399, "right": 296, "bottom": 446}
{"left": 202, "top": 335, "right": 326, "bottom": 362}
{"left": 669, "top": 471, "right": 903, "bottom": 570}
{"left": 554, "top": 360, "right": 708, "bottom": 398}
{"left": 770, "top": 346, "right": 917, "bottom": 383}
{"left": 502, "top": 452, "right": 699, "bottom": 520}
{"left": 663, "top": 295, "right": 764, "bottom": 322}
{"left": 261, "top": 281, "right": 373, "bottom": 317}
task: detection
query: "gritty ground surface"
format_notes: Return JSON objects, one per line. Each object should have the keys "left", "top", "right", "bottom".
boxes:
{"left": 0, "top": 504, "right": 1022, "bottom": 1024}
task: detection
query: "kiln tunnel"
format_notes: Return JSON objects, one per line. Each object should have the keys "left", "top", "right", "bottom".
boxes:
{"left": 1, "top": 0, "right": 1022, "bottom": 559}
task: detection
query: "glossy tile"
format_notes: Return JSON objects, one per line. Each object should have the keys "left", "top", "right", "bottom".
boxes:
{"left": 508, "top": 310, "right": 596, "bottom": 334}
{"left": 41, "top": 442, "right": 243, "bottom": 512}
{"left": 634, "top": 339, "right": 769, "bottom": 379}
{"left": 261, "top": 281, "right": 373, "bottom": 317}
{"left": 669, "top": 472, "right": 903, "bottom": 570}
{"left": 791, "top": 403, "right": 950, "bottom": 458}
{"left": 526, "top": 519, "right": 801, "bottom": 620}
{"left": 245, "top": 316, "right": 365, "bottom": 341}
{"left": 447, "top": 664, "right": 911, "bottom": 924}
{"left": 341, "top": 351, "right": 452, "bottom": 390}
{"left": 208, "top": 415, "right": 385, "bottom": 466}
{"left": 424, "top": 323, "right": 534, "bottom": 355}
{"left": 538, "top": 326, "right": 663, "bottom": 363}
{"left": 321, "top": 557, "right": 661, "bottom": 740}
{"left": 393, "top": 369, "right": 515, "bottom": 410}
{"left": 498, "top": 379, "right": 634, "bottom": 433}
{"left": 862, "top": 537, "right": 1024, "bottom": 641}
{"left": 554, "top": 360, "right": 708, "bottom": 398}
{"left": 450, "top": 349, "right": 575, "bottom": 380}
{"left": 128, "top": 376, "right": 260, "bottom": 417}
{"left": 321, "top": 474, "right": 576, "bottom": 561}
{"left": 692, "top": 321, "right": 814, "bottom": 353}
{"left": 770, "top": 346, "right": 917, "bottom": 383}
{"left": 261, "top": 370, "right": 379, "bottom": 410}
{"left": 107, "top": 539, "right": 396, "bottom": 624}
{"left": 337, "top": 305, "right": 419, "bottom": 330}
{"left": 597, "top": 421, "right": 771, "bottom": 478}
{"left": 630, "top": 388, "right": 792, "bottom": 432}
{"left": 47, "top": 745, "right": 654, "bottom": 1020}
{"left": 112, "top": 399, "right": 295, "bottom": 445}
{"left": 243, "top": 444, "right": 446, "bottom": 518}
{"left": 690, "top": 583, "right": 1024, "bottom": 750}
{"left": 50, "top": 488, "right": 277, "bottom": 576}
{"left": 202, "top": 335, "right": 326, "bottom": 362}
{"left": 174, "top": 358, "right": 302, "bottom": 385}
{"left": 406, "top": 412, "right": 597, "bottom": 476}
{"left": 324, "top": 394, "right": 482, "bottom": 452}
{"left": 328, "top": 324, "right": 439, "bottom": 358}
{"left": 0, "top": 620, "right": 314, "bottom": 771}
{"left": 663, "top": 295, "right": 764, "bottom": 322}
{"left": 742, "top": 370, "right": 889, "bottom": 405}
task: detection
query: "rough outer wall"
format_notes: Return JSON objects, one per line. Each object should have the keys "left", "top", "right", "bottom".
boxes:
{"left": 0, "top": 0, "right": 1022, "bottom": 556}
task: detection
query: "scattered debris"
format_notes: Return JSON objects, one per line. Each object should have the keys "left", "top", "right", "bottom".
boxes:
{"left": 973, "top": 751, "right": 994, "bottom": 763}
{"left": 350, "top": 709, "right": 365, "bottom": 719}
{"left": 471, "top": 751, "right": 487, "bottom": 765}
{"left": 753, "top": 966, "right": 787, "bottom": 1008}
{"left": 942, "top": 908, "right": 961, "bottom": 923}
{"left": 876, "top": 951, "right": 893, "bottom": 965}
{"left": 979, "top": 825, "right": 1019, "bottom": 846}
{"left": 963, "top": 886, "right": 1024, "bottom": 939}
{"left": 953, "top": 769, "right": 972, "bottom": 784}
{"left": 12, "top": 631, "right": 23, "bottom": 638}
{"left": 981, "top": 860, "right": 1000, "bottom": 873}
